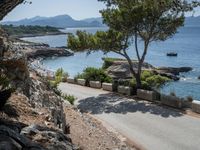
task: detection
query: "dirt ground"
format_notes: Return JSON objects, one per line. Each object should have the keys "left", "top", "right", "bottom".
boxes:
{"left": 64, "top": 106, "right": 137, "bottom": 150}
{"left": 0, "top": 93, "right": 137, "bottom": 150}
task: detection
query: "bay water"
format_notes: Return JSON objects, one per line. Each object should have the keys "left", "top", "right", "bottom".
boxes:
{"left": 21, "top": 27, "right": 200, "bottom": 100}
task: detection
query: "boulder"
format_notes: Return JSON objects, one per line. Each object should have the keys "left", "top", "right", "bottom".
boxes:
{"left": 106, "top": 61, "right": 154, "bottom": 79}
{"left": 157, "top": 67, "right": 192, "bottom": 75}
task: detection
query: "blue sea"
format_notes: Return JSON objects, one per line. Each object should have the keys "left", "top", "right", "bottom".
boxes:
{"left": 21, "top": 27, "right": 200, "bottom": 100}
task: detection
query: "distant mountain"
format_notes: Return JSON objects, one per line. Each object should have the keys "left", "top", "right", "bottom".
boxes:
{"left": 2, "top": 15, "right": 199, "bottom": 28}
{"left": 1, "top": 15, "right": 105, "bottom": 28}
{"left": 184, "top": 16, "right": 200, "bottom": 27}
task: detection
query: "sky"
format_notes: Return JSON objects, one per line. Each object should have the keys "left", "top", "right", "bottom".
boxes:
{"left": 2, "top": 0, "right": 200, "bottom": 22}
{"left": 3, "top": 0, "right": 106, "bottom": 21}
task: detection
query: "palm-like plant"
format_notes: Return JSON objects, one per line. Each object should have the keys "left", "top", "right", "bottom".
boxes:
{"left": 0, "top": 71, "right": 12, "bottom": 110}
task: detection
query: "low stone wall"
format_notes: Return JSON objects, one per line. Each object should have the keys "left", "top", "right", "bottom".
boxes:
{"left": 161, "top": 94, "right": 182, "bottom": 108}
{"left": 117, "top": 86, "right": 132, "bottom": 96}
{"left": 102, "top": 83, "right": 113, "bottom": 92}
{"left": 67, "top": 78, "right": 75, "bottom": 84}
{"left": 137, "top": 89, "right": 159, "bottom": 101}
{"left": 192, "top": 100, "right": 200, "bottom": 114}
{"left": 89, "top": 81, "right": 102, "bottom": 89}
{"left": 77, "top": 79, "right": 86, "bottom": 86}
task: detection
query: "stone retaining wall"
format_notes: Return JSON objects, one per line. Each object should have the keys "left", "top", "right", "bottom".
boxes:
{"left": 161, "top": 94, "right": 182, "bottom": 108}
{"left": 118, "top": 86, "right": 132, "bottom": 96}
{"left": 89, "top": 81, "right": 102, "bottom": 89}
{"left": 102, "top": 83, "right": 113, "bottom": 92}
{"left": 137, "top": 89, "right": 159, "bottom": 101}
{"left": 77, "top": 79, "right": 86, "bottom": 86}
{"left": 67, "top": 78, "right": 75, "bottom": 84}
{"left": 192, "top": 100, "right": 200, "bottom": 114}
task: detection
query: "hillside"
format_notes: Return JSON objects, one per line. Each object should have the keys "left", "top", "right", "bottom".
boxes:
{"left": 1, "top": 15, "right": 105, "bottom": 28}
{"left": 1, "top": 25, "right": 64, "bottom": 37}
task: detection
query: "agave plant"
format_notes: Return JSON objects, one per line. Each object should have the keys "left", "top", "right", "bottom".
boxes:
{"left": 0, "top": 73, "right": 10, "bottom": 91}
{"left": 0, "top": 71, "right": 12, "bottom": 110}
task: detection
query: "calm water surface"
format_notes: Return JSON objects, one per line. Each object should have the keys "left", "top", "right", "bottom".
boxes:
{"left": 21, "top": 27, "right": 200, "bottom": 100}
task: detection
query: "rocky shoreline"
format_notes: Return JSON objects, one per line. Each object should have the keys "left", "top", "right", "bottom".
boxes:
{"left": 106, "top": 60, "right": 193, "bottom": 81}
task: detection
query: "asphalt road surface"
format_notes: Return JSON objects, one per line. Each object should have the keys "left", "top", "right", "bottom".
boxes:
{"left": 59, "top": 83, "right": 200, "bottom": 150}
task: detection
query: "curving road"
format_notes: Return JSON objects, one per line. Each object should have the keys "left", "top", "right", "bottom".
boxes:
{"left": 59, "top": 82, "right": 200, "bottom": 150}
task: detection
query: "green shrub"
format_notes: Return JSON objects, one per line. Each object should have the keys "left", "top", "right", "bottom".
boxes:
{"left": 145, "top": 75, "right": 170, "bottom": 88}
{"left": 75, "top": 67, "right": 112, "bottom": 85}
{"left": 141, "top": 70, "right": 154, "bottom": 81}
{"left": 141, "top": 81, "right": 151, "bottom": 90}
{"left": 0, "top": 73, "right": 10, "bottom": 91}
{"left": 62, "top": 94, "right": 76, "bottom": 105}
{"left": 130, "top": 78, "right": 137, "bottom": 88}
{"left": 54, "top": 68, "right": 69, "bottom": 83}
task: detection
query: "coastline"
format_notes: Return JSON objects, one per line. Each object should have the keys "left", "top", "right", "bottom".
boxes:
{"left": 11, "top": 32, "right": 67, "bottom": 38}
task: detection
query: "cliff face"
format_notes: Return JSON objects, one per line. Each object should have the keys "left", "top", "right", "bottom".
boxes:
{"left": 0, "top": 0, "right": 23, "bottom": 20}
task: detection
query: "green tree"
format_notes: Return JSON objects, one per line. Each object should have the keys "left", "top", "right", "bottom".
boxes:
{"left": 67, "top": 0, "right": 199, "bottom": 88}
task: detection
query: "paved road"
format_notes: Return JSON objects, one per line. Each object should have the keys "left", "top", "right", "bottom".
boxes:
{"left": 59, "top": 83, "right": 200, "bottom": 150}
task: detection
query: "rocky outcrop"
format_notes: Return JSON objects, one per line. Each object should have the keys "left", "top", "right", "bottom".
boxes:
{"left": 0, "top": 46, "right": 31, "bottom": 96}
{"left": 26, "top": 46, "right": 73, "bottom": 59}
{"left": 107, "top": 61, "right": 155, "bottom": 79}
{"left": 0, "top": 0, "right": 23, "bottom": 20}
{"left": 106, "top": 60, "right": 192, "bottom": 80}
{"left": 156, "top": 67, "right": 193, "bottom": 75}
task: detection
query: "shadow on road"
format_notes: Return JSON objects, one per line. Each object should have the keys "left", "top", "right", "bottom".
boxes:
{"left": 77, "top": 93, "right": 183, "bottom": 118}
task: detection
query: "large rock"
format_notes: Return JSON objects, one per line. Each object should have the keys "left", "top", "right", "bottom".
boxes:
{"left": 107, "top": 61, "right": 154, "bottom": 79}
{"left": 21, "top": 124, "right": 74, "bottom": 150}
{"left": 0, "top": 125, "right": 45, "bottom": 150}
{"left": 106, "top": 60, "right": 192, "bottom": 80}
{"left": 156, "top": 67, "right": 193, "bottom": 75}
{"left": 25, "top": 46, "right": 73, "bottom": 59}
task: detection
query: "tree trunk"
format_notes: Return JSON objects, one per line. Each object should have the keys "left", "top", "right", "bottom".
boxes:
{"left": 135, "top": 73, "right": 141, "bottom": 89}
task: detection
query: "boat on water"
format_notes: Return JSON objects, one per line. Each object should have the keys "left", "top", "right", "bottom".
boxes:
{"left": 167, "top": 52, "right": 178, "bottom": 57}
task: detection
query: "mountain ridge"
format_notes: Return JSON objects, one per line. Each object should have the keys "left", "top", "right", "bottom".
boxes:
{"left": 1, "top": 15, "right": 105, "bottom": 28}
{"left": 1, "top": 14, "right": 199, "bottom": 28}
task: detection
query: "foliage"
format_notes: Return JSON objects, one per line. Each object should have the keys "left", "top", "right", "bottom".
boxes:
{"left": 1, "top": 25, "right": 61, "bottom": 37}
{"left": 130, "top": 71, "right": 170, "bottom": 90}
{"left": 62, "top": 94, "right": 76, "bottom": 105}
{"left": 75, "top": 67, "right": 112, "bottom": 85}
{"left": 0, "top": 72, "right": 10, "bottom": 91}
{"left": 67, "top": 0, "right": 199, "bottom": 88}
{"left": 145, "top": 75, "right": 171, "bottom": 88}
{"left": 48, "top": 68, "right": 68, "bottom": 88}
{"left": 141, "top": 70, "right": 154, "bottom": 81}
{"left": 102, "top": 57, "right": 125, "bottom": 69}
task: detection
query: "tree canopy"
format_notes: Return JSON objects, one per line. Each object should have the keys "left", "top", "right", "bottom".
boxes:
{"left": 67, "top": 0, "right": 200, "bottom": 88}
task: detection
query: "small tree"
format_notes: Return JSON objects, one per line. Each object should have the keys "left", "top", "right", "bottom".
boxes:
{"left": 67, "top": 0, "right": 199, "bottom": 88}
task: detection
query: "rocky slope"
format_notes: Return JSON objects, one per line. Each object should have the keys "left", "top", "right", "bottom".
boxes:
{"left": 0, "top": 29, "right": 135, "bottom": 150}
